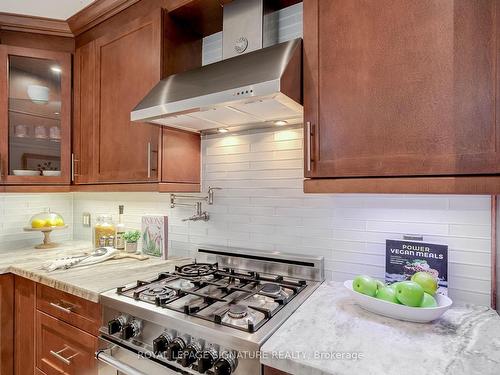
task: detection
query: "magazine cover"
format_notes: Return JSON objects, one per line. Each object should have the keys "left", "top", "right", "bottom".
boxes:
{"left": 385, "top": 239, "right": 448, "bottom": 295}
{"left": 141, "top": 216, "right": 168, "bottom": 259}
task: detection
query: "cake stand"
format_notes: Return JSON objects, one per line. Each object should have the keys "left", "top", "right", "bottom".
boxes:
{"left": 23, "top": 225, "right": 69, "bottom": 249}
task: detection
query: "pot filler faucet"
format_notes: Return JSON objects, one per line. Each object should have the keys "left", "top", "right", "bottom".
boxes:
{"left": 170, "top": 187, "right": 221, "bottom": 222}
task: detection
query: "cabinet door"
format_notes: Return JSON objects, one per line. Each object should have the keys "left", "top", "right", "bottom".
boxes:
{"left": 0, "top": 45, "right": 71, "bottom": 184}
{"left": 92, "top": 11, "right": 161, "bottom": 183}
{"left": 36, "top": 311, "right": 97, "bottom": 375}
{"left": 304, "top": 0, "right": 498, "bottom": 178}
{"left": 14, "top": 276, "right": 36, "bottom": 375}
{"left": 161, "top": 128, "right": 200, "bottom": 184}
{"left": 0, "top": 274, "right": 14, "bottom": 375}
{"left": 73, "top": 42, "right": 96, "bottom": 184}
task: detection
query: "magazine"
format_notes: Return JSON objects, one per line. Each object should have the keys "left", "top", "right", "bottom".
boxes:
{"left": 385, "top": 239, "right": 448, "bottom": 295}
{"left": 141, "top": 216, "right": 168, "bottom": 259}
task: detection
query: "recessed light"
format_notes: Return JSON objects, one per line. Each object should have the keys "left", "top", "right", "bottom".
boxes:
{"left": 274, "top": 120, "right": 288, "bottom": 126}
{"left": 217, "top": 128, "right": 229, "bottom": 133}
{"left": 51, "top": 66, "right": 62, "bottom": 73}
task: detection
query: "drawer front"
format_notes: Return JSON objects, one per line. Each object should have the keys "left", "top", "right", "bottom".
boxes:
{"left": 37, "top": 284, "right": 101, "bottom": 335}
{"left": 36, "top": 311, "right": 97, "bottom": 375}
{"left": 36, "top": 369, "right": 48, "bottom": 375}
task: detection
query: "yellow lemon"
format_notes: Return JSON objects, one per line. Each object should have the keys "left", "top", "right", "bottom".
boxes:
{"left": 31, "top": 219, "right": 46, "bottom": 228}
{"left": 55, "top": 217, "right": 65, "bottom": 226}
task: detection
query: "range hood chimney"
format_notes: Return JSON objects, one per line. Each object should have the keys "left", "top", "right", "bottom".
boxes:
{"left": 131, "top": 0, "right": 303, "bottom": 134}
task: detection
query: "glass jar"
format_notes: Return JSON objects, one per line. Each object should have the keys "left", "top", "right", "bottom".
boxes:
{"left": 94, "top": 214, "right": 115, "bottom": 248}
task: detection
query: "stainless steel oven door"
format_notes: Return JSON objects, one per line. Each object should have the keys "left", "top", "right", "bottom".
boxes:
{"left": 97, "top": 337, "right": 182, "bottom": 375}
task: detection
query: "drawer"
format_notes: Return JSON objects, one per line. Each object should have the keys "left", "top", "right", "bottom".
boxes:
{"left": 37, "top": 284, "right": 101, "bottom": 335}
{"left": 36, "top": 368, "right": 48, "bottom": 375}
{"left": 36, "top": 311, "right": 97, "bottom": 375}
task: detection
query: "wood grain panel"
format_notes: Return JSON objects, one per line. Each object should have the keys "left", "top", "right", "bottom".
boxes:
{"left": 14, "top": 276, "right": 36, "bottom": 375}
{"left": 162, "top": 128, "right": 200, "bottom": 184}
{"left": 305, "top": 0, "right": 499, "bottom": 178}
{"left": 73, "top": 41, "right": 96, "bottom": 184}
{"left": 36, "top": 311, "right": 97, "bottom": 375}
{"left": 36, "top": 284, "right": 101, "bottom": 336}
{"left": 0, "top": 274, "right": 14, "bottom": 375}
{"left": 93, "top": 11, "right": 161, "bottom": 183}
{"left": 304, "top": 176, "right": 500, "bottom": 195}
{"left": 0, "top": 30, "right": 74, "bottom": 53}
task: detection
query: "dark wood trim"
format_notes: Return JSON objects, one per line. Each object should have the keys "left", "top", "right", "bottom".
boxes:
{"left": 158, "top": 182, "right": 201, "bottom": 193}
{"left": 263, "top": 365, "right": 291, "bottom": 375}
{"left": 0, "top": 274, "right": 14, "bottom": 375}
{"left": 2, "top": 185, "right": 71, "bottom": 193}
{"left": 0, "top": 12, "right": 72, "bottom": 37}
{"left": 72, "top": 183, "right": 160, "bottom": 192}
{"left": 67, "top": 0, "right": 141, "bottom": 36}
{"left": 304, "top": 176, "right": 500, "bottom": 195}
{"left": 492, "top": 195, "right": 497, "bottom": 310}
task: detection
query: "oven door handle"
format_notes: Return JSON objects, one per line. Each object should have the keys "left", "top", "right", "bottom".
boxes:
{"left": 96, "top": 349, "right": 148, "bottom": 375}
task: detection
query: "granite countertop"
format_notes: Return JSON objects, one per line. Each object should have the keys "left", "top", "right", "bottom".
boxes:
{"left": 261, "top": 281, "right": 500, "bottom": 375}
{"left": 0, "top": 240, "right": 191, "bottom": 302}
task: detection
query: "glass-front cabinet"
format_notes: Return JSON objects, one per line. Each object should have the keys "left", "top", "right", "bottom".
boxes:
{"left": 0, "top": 46, "right": 71, "bottom": 184}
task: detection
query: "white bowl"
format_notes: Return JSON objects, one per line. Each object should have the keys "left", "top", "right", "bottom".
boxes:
{"left": 13, "top": 170, "right": 40, "bottom": 176}
{"left": 344, "top": 280, "right": 452, "bottom": 323}
{"left": 27, "top": 85, "right": 49, "bottom": 103}
{"left": 42, "top": 170, "right": 61, "bottom": 177}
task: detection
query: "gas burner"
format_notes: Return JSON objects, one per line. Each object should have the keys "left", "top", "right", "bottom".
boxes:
{"left": 140, "top": 286, "right": 176, "bottom": 302}
{"left": 175, "top": 262, "right": 218, "bottom": 278}
{"left": 227, "top": 304, "right": 248, "bottom": 319}
{"left": 260, "top": 283, "right": 282, "bottom": 297}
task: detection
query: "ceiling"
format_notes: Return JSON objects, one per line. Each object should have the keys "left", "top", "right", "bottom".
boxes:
{"left": 0, "top": 0, "right": 96, "bottom": 20}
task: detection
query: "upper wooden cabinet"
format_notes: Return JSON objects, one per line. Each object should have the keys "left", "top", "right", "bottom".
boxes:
{"left": 304, "top": 0, "right": 499, "bottom": 189}
{"left": 73, "top": 8, "right": 202, "bottom": 189}
{"left": 0, "top": 45, "right": 71, "bottom": 185}
{"left": 73, "top": 11, "right": 162, "bottom": 184}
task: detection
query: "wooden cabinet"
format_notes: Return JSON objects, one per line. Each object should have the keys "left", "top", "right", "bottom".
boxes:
{"left": 11, "top": 277, "right": 100, "bottom": 375}
{"left": 14, "top": 276, "right": 36, "bottom": 375}
{"left": 303, "top": 0, "right": 500, "bottom": 192}
{"left": 74, "top": 11, "right": 161, "bottom": 184}
{"left": 263, "top": 365, "right": 290, "bottom": 375}
{"left": 36, "top": 311, "right": 97, "bottom": 375}
{"left": 0, "top": 275, "right": 14, "bottom": 375}
{"left": 0, "top": 45, "right": 71, "bottom": 185}
{"left": 73, "top": 8, "right": 202, "bottom": 190}
{"left": 36, "top": 284, "right": 101, "bottom": 336}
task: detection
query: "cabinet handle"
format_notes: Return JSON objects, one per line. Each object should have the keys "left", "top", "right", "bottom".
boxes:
{"left": 50, "top": 301, "right": 73, "bottom": 313}
{"left": 71, "top": 153, "right": 79, "bottom": 182}
{"left": 147, "top": 142, "right": 151, "bottom": 179}
{"left": 50, "top": 346, "right": 78, "bottom": 365}
{"left": 306, "top": 121, "right": 314, "bottom": 172}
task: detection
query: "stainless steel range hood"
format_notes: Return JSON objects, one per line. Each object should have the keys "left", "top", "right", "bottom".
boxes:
{"left": 131, "top": 0, "right": 303, "bottom": 134}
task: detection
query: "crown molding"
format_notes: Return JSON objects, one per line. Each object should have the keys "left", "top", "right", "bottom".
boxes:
{"left": 0, "top": 12, "right": 73, "bottom": 37}
{"left": 67, "top": 0, "right": 141, "bottom": 36}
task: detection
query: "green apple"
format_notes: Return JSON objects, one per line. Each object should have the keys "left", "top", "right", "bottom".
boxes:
{"left": 375, "top": 280, "right": 385, "bottom": 291}
{"left": 411, "top": 272, "right": 438, "bottom": 295}
{"left": 420, "top": 292, "right": 438, "bottom": 308}
{"left": 388, "top": 282, "right": 401, "bottom": 290}
{"left": 395, "top": 281, "right": 425, "bottom": 307}
{"left": 375, "top": 286, "right": 400, "bottom": 304}
{"left": 352, "top": 275, "right": 378, "bottom": 297}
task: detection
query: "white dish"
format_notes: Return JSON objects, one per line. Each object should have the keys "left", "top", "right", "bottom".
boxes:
{"left": 27, "top": 85, "right": 49, "bottom": 103}
{"left": 13, "top": 170, "right": 40, "bottom": 176}
{"left": 344, "top": 280, "right": 452, "bottom": 323}
{"left": 42, "top": 170, "right": 61, "bottom": 177}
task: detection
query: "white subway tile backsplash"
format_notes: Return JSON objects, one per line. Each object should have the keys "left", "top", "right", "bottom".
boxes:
{"left": 72, "top": 124, "right": 493, "bottom": 305}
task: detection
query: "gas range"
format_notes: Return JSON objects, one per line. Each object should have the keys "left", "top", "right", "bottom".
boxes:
{"left": 96, "top": 247, "right": 324, "bottom": 375}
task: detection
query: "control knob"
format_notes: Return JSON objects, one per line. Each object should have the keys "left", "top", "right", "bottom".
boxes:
{"left": 197, "top": 347, "right": 218, "bottom": 373}
{"left": 179, "top": 341, "right": 202, "bottom": 367}
{"left": 153, "top": 333, "right": 173, "bottom": 355}
{"left": 121, "top": 319, "right": 141, "bottom": 340}
{"left": 213, "top": 351, "right": 237, "bottom": 375}
{"left": 107, "top": 315, "right": 127, "bottom": 335}
{"left": 165, "top": 337, "right": 186, "bottom": 361}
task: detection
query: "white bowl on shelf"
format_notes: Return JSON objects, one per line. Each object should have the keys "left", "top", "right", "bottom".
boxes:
{"left": 42, "top": 170, "right": 61, "bottom": 177}
{"left": 344, "top": 280, "right": 453, "bottom": 323}
{"left": 13, "top": 170, "right": 40, "bottom": 176}
{"left": 27, "top": 85, "right": 49, "bottom": 103}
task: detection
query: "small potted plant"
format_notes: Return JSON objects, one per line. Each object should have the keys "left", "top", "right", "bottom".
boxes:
{"left": 122, "top": 230, "right": 141, "bottom": 253}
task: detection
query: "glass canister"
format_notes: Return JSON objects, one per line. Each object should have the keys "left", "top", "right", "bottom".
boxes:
{"left": 94, "top": 214, "right": 115, "bottom": 248}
